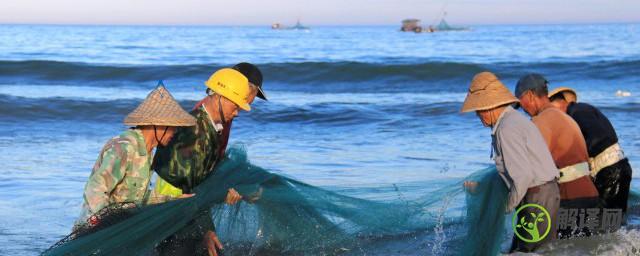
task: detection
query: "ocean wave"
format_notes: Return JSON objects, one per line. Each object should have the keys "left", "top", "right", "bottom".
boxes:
{"left": 599, "top": 102, "right": 640, "bottom": 112}
{"left": 0, "top": 93, "right": 462, "bottom": 124}
{"left": 1, "top": 90, "right": 636, "bottom": 124}
{"left": 0, "top": 85, "right": 202, "bottom": 101}
{"left": 0, "top": 59, "right": 638, "bottom": 90}
{"left": 0, "top": 95, "right": 198, "bottom": 123}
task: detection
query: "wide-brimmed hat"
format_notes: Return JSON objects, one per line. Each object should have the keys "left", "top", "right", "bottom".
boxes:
{"left": 461, "top": 72, "right": 519, "bottom": 113}
{"left": 548, "top": 86, "right": 577, "bottom": 103}
{"left": 124, "top": 84, "right": 197, "bottom": 127}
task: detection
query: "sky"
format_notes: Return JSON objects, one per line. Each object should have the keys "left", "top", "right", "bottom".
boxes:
{"left": 1, "top": 0, "right": 639, "bottom": 26}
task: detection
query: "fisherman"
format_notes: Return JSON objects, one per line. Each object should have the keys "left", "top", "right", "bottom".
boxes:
{"left": 153, "top": 66, "right": 263, "bottom": 256}
{"left": 153, "top": 62, "right": 266, "bottom": 198}
{"left": 515, "top": 74, "right": 600, "bottom": 238}
{"left": 76, "top": 84, "right": 196, "bottom": 229}
{"left": 548, "top": 87, "right": 632, "bottom": 214}
{"left": 462, "top": 72, "right": 560, "bottom": 252}
{"left": 216, "top": 62, "right": 267, "bottom": 156}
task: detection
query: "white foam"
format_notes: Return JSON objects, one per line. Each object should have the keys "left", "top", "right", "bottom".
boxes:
{"left": 541, "top": 228, "right": 640, "bottom": 255}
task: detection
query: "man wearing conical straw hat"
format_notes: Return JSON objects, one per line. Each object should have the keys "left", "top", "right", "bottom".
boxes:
{"left": 548, "top": 87, "right": 632, "bottom": 217}
{"left": 152, "top": 67, "right": 257, "bottom": 256}
{"left": 76, "top": 84, "right": 196, "bottom": 229}
{"left": 461, "top": 72, "right": 560, "bottom": 252}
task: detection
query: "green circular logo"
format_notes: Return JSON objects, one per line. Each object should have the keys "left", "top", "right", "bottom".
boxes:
{"left": 511, "top": 203, "right": 551, "bottom": 243}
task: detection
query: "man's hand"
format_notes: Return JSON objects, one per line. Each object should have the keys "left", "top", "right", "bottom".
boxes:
{"left": 244, "top": 187, "right": 263, "bottom": 204}
{"left": 464, "top": 181, "right": 478, "bottom": 194}
{"left": 179, "top": 193, "right": 195, "bottom": 199}
{"left": 225, "top": 188, "right": 242, "bottom": 205}
{"left": 203, "top": 230, "right": 223, "bottom": 256}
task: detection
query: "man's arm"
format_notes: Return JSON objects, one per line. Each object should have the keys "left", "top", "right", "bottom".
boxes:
{"left": 83, "top": 142, "right": 129, "bottom": 216}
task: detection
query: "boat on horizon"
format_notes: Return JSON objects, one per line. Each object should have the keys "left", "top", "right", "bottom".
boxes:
{"left": 272, "top": 20, "right": 310, "bottom": 30}
{"left": 400, "top": 12, "right": 469, "bottom": 33}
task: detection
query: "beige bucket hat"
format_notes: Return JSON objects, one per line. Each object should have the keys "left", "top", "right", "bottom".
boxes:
{"left": 124, "top": 84, "right": 197, "bottom": 127}
{"left": 461, "top": 72, "right": 519, "bottom": 113}
{"left": 548, "top": 87, "right": 577, "bottom": 103}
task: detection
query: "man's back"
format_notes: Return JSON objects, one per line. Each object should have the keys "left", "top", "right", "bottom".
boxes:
{"left": 566, "top": 102, "right": 618, "bottom": 157}
{"left": 532, "top": 106, "right": 589, "bottom": 169}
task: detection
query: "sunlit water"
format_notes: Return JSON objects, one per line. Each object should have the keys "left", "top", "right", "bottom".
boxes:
{"left": 0, "top": 24, "right": 638, "bottom": 255}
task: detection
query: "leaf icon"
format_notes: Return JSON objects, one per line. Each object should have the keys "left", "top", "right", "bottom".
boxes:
{"left": 537, "top": 212, "right": 546, "bottom": 219}
{"left": 520, "top": 216, "right": 525, "bottom": 225}
{"left": 530, "top": 212, "right": 536, "bottom": 218}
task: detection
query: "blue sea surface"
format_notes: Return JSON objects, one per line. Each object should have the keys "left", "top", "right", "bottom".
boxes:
{"left": 0, "top": 24, "right": 639, "bottom": 255}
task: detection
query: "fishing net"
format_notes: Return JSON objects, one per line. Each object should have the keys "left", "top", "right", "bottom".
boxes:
{"left": 44, "top": 145, "right": 639, "bottom": 255}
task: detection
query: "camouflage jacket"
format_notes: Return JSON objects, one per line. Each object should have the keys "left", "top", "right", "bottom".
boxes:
{"left": 153, "top": 106, "right": 223, "bottom": 194}
{"left": 79, "top": 129, "right": 169, "bottom": 223}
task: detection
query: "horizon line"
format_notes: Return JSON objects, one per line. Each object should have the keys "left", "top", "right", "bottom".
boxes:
{"left": 1, "top": 20, "right": 639, "bottom": 27}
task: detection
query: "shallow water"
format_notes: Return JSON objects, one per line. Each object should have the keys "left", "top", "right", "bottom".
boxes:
{"left": 0, "top": 24, "right": 639, "bottom": 255}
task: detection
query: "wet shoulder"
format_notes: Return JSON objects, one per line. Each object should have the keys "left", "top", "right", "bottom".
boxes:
{"left": 534, "top": 107, "right": 570, "bottom": 126}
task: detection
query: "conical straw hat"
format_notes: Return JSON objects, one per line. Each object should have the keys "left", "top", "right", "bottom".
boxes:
{"left": 548, "top": 86, "right": 577, "bottom": 103}
{"left": 461, "top": 72, "right": 519, "bottom": 113}
{"left": 124, "top": 84, "right": 196, "bottom": 126}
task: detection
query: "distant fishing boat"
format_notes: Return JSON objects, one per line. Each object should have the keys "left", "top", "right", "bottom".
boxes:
{"left": 401, "top": 19, "right": 423, "bottom": 33}
{"left": 400, "top": 12, "right": 469, "bottom": 33}
{"left": 430, "top": 13, "right": 469, "bottom": 32}
{"left": 272, "top": 20, "right": 310, "bottom": 30}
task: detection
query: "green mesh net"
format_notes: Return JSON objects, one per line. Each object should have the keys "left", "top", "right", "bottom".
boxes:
{"left": 43, "top": 146, "right": 639, "bottom": 255}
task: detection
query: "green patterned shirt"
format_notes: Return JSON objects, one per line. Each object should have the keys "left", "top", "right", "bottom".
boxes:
{"left": 79, "top": 129, "right": 170, "bottom": 223}
{"left": 153, "top": 106, "right": 223, "bottom": 193}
